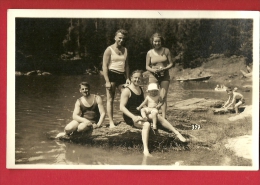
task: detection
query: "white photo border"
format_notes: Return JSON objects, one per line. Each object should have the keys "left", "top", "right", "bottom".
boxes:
{"left": 7, "top": 10, "right": 259, "bottom": 170}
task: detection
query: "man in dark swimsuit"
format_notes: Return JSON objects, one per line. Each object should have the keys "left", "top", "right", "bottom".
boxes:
{"left": 120, "top": 70, "right": 187, "bottom": 156}
{"left": 64, "top": 82, "right": 106, "bottom": 135}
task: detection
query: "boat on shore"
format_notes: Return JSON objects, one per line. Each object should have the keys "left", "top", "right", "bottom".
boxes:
{"left": 176, "top": 75, "right": 211, "bottom": 82}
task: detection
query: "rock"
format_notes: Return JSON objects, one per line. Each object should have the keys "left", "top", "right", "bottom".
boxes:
{"left": 243, "top": 85, "right": 252, "bottom": 88}
{"left": 225, "top": 135, "right": 252, "bottom": 159}
{"left": 25, "top": 70, "right": 38, "bottom": 76}
{"left": 213, "top": 106, "right": 246, "bottom": 115}
{"left": 228, "top": 105, "right": 252, "bottom": 121}
{"left": 240, "top": 70, "right": 252, "bottom": 78}
{"left": 15, "top": 71, "right": 24, "bottom": 76}
{"left": 53, "top": 122, "right": 192, "bottom": 149}
{"left": 171, "top": 98, "right": 223, "bottom": 112}
{"left": 213, "top": 108, "right": 229, "bottom": 114}
{"left": 41, "top": 72, "right": 51, "bottom": 75}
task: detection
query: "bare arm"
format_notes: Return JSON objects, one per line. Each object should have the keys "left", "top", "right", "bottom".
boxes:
{"left": 146, "top": 51, "right": 157, "bottom": 73}
{"left": 102, "top": 48, "right": 111, "bottom": 87}
{"left": 156, "top": 96, "right": 164, "bottom": 109}
{"left": 95, "top": 95, "right": 106, "bottom": 127}
{"left": 161, "top": 48, "right": 174, "bottom": 71}
{"left": 225, "top": 96, "right": 235, "bottom": 108}
{"left": 72, "top": 100, "right": 90, "bottom": 123}
{"left": 223, "top": 95, "right": 231, "bottom": 108}
{"left": 125, "top": 52, "right": 130, "bottom": 84}
{"left": 137, "top": 97, "right": 148, "bottom": 110}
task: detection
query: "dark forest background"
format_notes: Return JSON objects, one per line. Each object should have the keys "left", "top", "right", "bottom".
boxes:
{"left": 15, "top": 18, "right": 253, "bottom": 73}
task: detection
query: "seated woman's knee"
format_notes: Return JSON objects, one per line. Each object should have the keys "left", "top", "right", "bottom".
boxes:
{"left": 77, "top": 121, "right": 92, "bottom": 132}
{"left": 65, "top": 124, "right": 76, "bottom": 134}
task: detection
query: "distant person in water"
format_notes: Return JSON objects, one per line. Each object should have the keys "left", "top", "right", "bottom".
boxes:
{"left": 120, "top": 70, "right": 187, "bottom": 156}
{"left": 60, "top": 82, "right": 106, "bottom": 137}
{"left": 102, "top": 29, "right": 130, "bottom": 128}
{"left": 222, "top": 87, "right": 245, "bottom": 114}
{"left": 137, "top": 83, "right": 163, "bottom": 132}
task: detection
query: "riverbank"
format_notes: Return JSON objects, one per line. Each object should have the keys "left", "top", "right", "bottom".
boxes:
{"left": 170, "top": 55, "right": 252, "bottom": 90}
{"left": 166, "top": 55, "right": 253, "bottom": 165}
{"left": 51, "top": 55, "right": 253, "bottom": 165}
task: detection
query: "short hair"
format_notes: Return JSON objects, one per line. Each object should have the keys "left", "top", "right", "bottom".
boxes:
{"left": 150, "top": 33, "right": 165, "bottom": 46}
{"left": 115, "top": 29, "right": 128, "bottom": 37}
{"left": 226, "top": 87, "right": 233, "bottom": 91}
{"left": 79, "top": 82, "right": 90, "bottom": 89}
{"left": 130, "top": 70, "right": 143, "bottom": 77}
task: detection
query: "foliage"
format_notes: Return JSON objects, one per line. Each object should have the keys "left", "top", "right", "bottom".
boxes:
{"left": 61, "top": 18, "right": 253, "bottom": 70}
{"left": 16, "top": 18, "right": 253, "bottom": 71}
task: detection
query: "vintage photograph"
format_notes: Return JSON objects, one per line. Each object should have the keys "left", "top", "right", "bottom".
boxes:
{"left": 7, "top": 10, "right": 259, "bottom": 170}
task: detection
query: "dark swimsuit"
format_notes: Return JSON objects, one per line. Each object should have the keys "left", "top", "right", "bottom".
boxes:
{"left": 123, "top": 87, "right": 144, "bottom": 126}
{"left": 78, "top": 95, "right": 100, "bottom": 123}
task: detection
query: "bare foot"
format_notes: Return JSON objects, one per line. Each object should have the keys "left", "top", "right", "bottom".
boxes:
{"left": 109, "top": 123, "right": 116, "bottom": 128}
{"left": 176, "top": 133, "right": 187, "bottom": 142}
{"left": 55, "top": 132, "right": 66, "bottom": 138}
{"left": 143, "top": 151, "right": 153, "bottom": 157}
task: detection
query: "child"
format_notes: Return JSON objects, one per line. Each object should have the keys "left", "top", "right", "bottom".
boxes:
{"left": 222, "top": 87, "right": 245, "bottom": 114}
{"left": 137, "top": 83, "right": 163, "bottom": 131}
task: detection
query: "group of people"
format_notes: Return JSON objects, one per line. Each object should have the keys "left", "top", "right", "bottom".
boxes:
{"left": 59, "top": 29, "right": 245, "bottom": 156}
{"left": 59, "top": 29, "right": 186, "bottom": 156}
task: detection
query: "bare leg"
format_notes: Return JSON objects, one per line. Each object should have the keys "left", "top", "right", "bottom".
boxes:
{"left": 106, "top": 82, "right": 116, "bottom": 128}
{"left": 160, "top": 81, "right": 169, "bottom": 118}
{"left": 140, "top": 108, "right": 148, "bottom": 121}
{"left": 234, "top": 101, "right": 242, "bottom": 114}
{"left": 134, "top": 121, "right": 152, "bottom": 157}
{"left": 157, "top": 115, "right": 186, "bottom": 142}
{"left": 64, "top": 120, "right": 79, "bottom": 135}
{"left": 151, "top": 111, "right": 158, "bottom": 129}
{"left": 77, "top": 121, "right": 92, "bottom": 132}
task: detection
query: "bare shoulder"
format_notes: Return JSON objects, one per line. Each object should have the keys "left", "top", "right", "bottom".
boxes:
{"left": 164, "top": 47, "right": 170, "bottom": 54}
{"left": 121, "top": 87, "right": 131, "bottom": 97}
{"left": 147, "top": 49, "right": 153, "bottom": 55}
{"left": 95, "top": 95, "right": 103, "bottom": 103}
{"left": 104, "top": 47, "right": 112, "bottom": 55}
{"left": 75, "top": 99, "right": 81, "bottom": 106}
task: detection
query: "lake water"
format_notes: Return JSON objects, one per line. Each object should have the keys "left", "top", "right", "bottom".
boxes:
{"left": 14, "top": 74, "right": 252, "bottom": 166}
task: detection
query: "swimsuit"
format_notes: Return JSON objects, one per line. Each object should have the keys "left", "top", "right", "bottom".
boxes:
{"left": 107, "top": 47, "right": 127, "bottom": 85}
{"left": 123, "top": 87, "right": 144, "bottom": 126}
{"left": 78, "top": 95, "right": 100, "bottom": 123}
{"left": 148, "top": 48, "right": 170, "bottom": 83}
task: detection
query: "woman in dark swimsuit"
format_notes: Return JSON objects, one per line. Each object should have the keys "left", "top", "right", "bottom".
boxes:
{"left": 120, "top": 70, "right": 187, "bottom": 156}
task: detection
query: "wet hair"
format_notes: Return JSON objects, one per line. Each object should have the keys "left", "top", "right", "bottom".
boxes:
{"left": 150, "top": 33, "right": 165, "bottom": 46}
{"left": 79, "top": 82, "right": 90, "bottom": 89}
{"left": 130, "top": 70, "right": 143, "bottom": 77}
{"left": 115, "top": 29, "right": 128, "bottom": 37}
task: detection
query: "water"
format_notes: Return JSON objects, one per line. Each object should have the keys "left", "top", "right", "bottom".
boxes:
{"left": 15, "top": 74, "right": 252, "bottom": 165}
